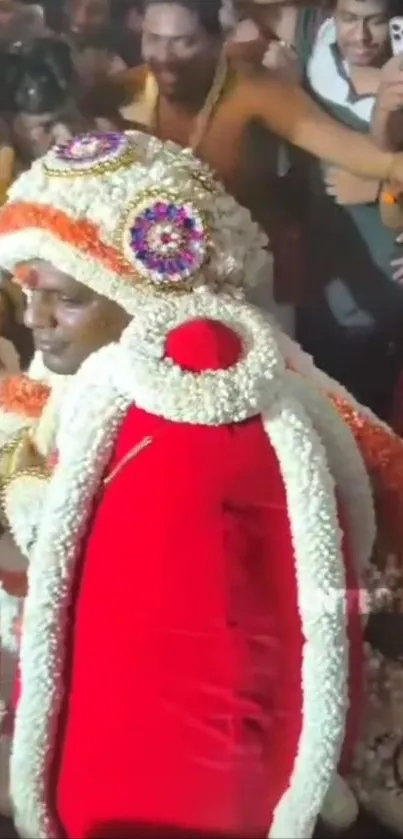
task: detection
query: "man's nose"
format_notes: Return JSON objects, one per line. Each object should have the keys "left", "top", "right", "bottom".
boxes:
{"left": 153, "top": 39, "right": 176, "bottom": 63}
{"left": 24, "top": 292, "right": 55, "bottom": 330}
{"left": 354, "top": 20, "right": 370, "bottom": 42}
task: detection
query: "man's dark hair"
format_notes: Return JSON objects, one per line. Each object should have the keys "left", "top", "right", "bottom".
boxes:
{"left": 0, "top": 37, "right": 74, "bottom": 114}
{"left": 142, "top": 0, "right": 222, "bottom": 35}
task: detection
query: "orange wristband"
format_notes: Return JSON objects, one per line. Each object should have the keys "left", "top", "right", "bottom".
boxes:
{"left": 382, "top": 190, "right": 398, "bottom": 205}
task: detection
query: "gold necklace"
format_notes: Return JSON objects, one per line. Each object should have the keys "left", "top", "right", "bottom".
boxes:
{"left": 152, "top": 49, "right": 230, "bottom": 154}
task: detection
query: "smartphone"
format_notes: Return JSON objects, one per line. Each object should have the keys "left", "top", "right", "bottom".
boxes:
{"left": 390, "top": 17, "right": 403, "bottom": 56}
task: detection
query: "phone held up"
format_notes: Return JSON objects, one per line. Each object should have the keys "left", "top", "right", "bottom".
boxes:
{"left": 390, "top": 17, "right": 403, "bottom": 56}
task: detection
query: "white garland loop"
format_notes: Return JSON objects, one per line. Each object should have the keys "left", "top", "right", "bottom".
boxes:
{"left": 118, "top": 291, "right": 284, "bottom": 424}
{"left": 288, "top": 370, "right": 375, "bottom": 577}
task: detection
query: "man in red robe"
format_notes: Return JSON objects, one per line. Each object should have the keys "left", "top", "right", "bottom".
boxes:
{"left": 0, "top": 130, "right": 372, "bottom": 838}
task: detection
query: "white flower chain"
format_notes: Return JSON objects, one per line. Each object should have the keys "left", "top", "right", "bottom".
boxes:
{"left": 117, "top": 292, "right": 284, "bottom": 424}
{"left": 2, "top": 474, "right": 49, "bottom": 559}
{"left": 11, "top": 379, "right": 131, "bottom": 839}
{"left": 265, "top": 394, "right": 348, "bottom": 838}
{"left": 288, "top": 370, "right": 375, "bottom": 576}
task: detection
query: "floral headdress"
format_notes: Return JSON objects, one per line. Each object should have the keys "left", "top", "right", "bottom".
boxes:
{"left": 0, "top": 130, "right": 269, "bottom": 311}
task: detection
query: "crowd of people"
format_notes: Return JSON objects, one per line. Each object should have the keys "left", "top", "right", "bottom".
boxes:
{"left": 1, "top": 0, "right": 403, "bottom": 838}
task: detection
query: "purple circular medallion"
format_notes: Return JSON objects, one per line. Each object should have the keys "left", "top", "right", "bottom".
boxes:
{"left": 45, "top": 132, "right": 130, "bottom": 174}
{"left": 127, "top": 199, "right": 207, "bottom": 285}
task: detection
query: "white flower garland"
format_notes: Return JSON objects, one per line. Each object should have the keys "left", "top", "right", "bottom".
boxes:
{"left": 288, "top": 370, "right": 375, "bottom": 576}
{"left": 1, "top": 473, "right": 49, "bottom": 559}
{"left": 264, "top": 394, "right": 349, "bottom": 838}
{"left": 117, "top": 291, "right": 284, "bottom": 423}
{"left": 11, "top": 378, "right": 131, "bottom": 839}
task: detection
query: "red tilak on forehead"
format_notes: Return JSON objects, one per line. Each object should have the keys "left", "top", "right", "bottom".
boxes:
{"left": 14, "top": 266, "right": 39, "bottom": 289}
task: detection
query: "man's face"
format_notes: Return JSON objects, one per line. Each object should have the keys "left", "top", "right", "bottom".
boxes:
{"left": 68, "top": 0, "right": 109, "bottom": 36}
{"left": 21, "top": 260, "right": 130, "bottom": 375}
{"left": 12, "top": 112, "right": 73, "bottom": 162}
{"left": 335, "top": 0, "right": 390, "bottom": 66}
{"left": 142, "top": 2, "right": 219, "bottom": 103}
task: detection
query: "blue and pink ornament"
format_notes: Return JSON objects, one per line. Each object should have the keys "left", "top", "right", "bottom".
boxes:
{"left": 122, "top": 198, "right": 208, "bottom": 287}
{"left": 44, "top": 132, "right": 137, "bottom": 176}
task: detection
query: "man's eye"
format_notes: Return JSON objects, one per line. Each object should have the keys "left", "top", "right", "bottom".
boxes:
{"left": 59, "top": 297, "right": 78, "bottom": 304}
{"left": 179, "top": 37, "right": 197, "bottom": 48}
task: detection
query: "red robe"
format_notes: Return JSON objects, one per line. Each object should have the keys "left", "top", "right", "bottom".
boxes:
{"left": 12, "top": 320, "right": 363, "bottom": 838}
{"left": 47, "top": 409, "right": 360, "bottom": 838}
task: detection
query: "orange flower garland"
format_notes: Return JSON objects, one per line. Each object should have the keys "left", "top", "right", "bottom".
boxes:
{"left": 0, "top": 375, "right": 50, "bottom": 419}
{"left": 329, "top": 396, "right": 403, "bottom": 492}
{"left": 0, "top": 203, "right": 133, "bottom": 278}
{"left": 329, "top": 395, "right": 403, "bottom": 553}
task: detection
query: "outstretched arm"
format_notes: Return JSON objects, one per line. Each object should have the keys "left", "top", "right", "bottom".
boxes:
{"left": 236, "top": 74, "right": 395, "bottom": 181}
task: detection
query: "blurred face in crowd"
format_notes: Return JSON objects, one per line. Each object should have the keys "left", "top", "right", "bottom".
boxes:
{"left": 335, "top": 0, "right": 391, "bottom": 66}
{"left": 0, "top": 1, "right": 46, "bottom": 42}
{"left": 142, "top": 2, "right": 221, "bottom": 104}
{"left": 68, "top": 0, "right": 109, "bottom": 36}
{"left": 22, "top": 260, "right": 130, "bottom": 375}
{"left": 75, "top": 45, "right": 127, "bottom": 88}
{"left": 0, "top": 0, "right": 19, "bottom": 32}
{"left": 11, "top": 110, "right": 74, "bottom": 161}
{"left": 125, "top": 4, "right": 143, "bottom": 33}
